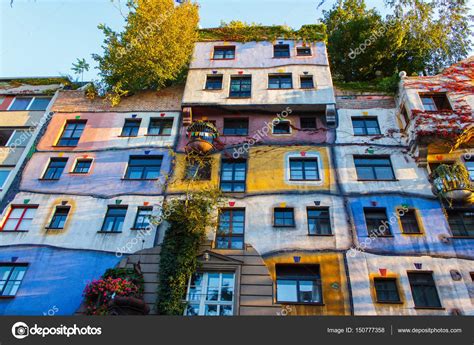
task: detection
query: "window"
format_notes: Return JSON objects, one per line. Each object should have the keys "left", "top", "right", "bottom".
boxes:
{"left": 185, "top": 272, "right": 235, "bottom": 316}
{"left": 72, "top": 159, "right": 92, "bottom": 174}
{"left": 300, "top": 76, "right": 314, "bottom": 89}
{"left": 121, "top": 119, "right": 141, "bottom": 137}
{"left": 57, "top": 121, "right": 86, "bottom": 146}
{"left": 133, "top": 207, "right": 152, "bottom": 230}
{"left": 1, "top": 206, "right": 37, "bottom": 232}
{"left": 8, "top": 97, "right": 32, "bottom": 111}
{"left": 465, "top": 158, "right": 474, "bottom": 180}
{"left": 229, "top": 76, "right": 251, "bottom": 98}
{"left": 0, "top": 264, "right": 27, "bottom": 297}
{"left": 43, "top": 158, "right": 67, "bottom": 180}
{"left": 420, "top": 93, "right": 451, "bottom": 111}
{"left": 0, "top": 130, "right": 14, "bottom": 146}
{"left": 290, "top": 158, "right": 319, "bottom": 181}
{"left": 408, "top": 272, "right": 442, "bottom": 308}
{"left": 216, "top": 209, "right": 244, "bottom": 249}
{"left": 223, "top": 118, "right": 248, "bottom": 136}
{"left": 364, "top": 208, "right": 392, "bottom": 237}
{"left": 276, "top": 264, "right": 322, "bottom": 304}
{"left": 4, "top": 130, "right": 27, "bottom": 147}
{"left": 185, "top": 158, "right": 212, "bottom": 180}
{"left": 273, "top": 121, "right": 291, "bottom": 134}
{"left": 213, "top": 46, "right": 235, "bottom": 60}
{"left": 307, "top": 208, "right": 331, "bottom": 235}
{"left": 354, "top": 156, "right": 395, "bottom": 181}
{"left": 101, "top": 206, "right": 127, "bottom": 232}
{"left": 274, "top": 44, "right": 290, "bottom": 58}
{"left": 446, "top": 209, "right": 474, "bottom": 237}
{"left": 28, "top": 97, "right": 52, "bottom": 111}
{"left": 268, "top": 74, "right": 292, "bottom": 89}
{"left": 400, "top": 209, "right": 422, "bottom": 234}
{"left": 0, "top": 167, "right": 12, "bottom": 189}
{"left": 352, "top": 117, "right": 381, "bottom": 135}
{"left": 205, "top": 75, "right": 223, "bottom": 90}
{"left": 274, "top": 208, "right": 295, "bottom": 227}
{"left": 296, "top": 47, "right": 311, "bottom": 56}
{"left": 148, "top": 118, "right": 173, "bottom": 136}
{"left": 48, "top": 207, "right": 70, "bottom": 229}
{"left": 125, "top": 156, "right": 162, "bottom": 180}
{"left": 374, "top": 278, "right": 400, "bottom": 303}
{"left": 300, "top": 117, "right": 317, "bottom": 130}
{"left": 220, "top": 160, "right": 246, "bottom": 192}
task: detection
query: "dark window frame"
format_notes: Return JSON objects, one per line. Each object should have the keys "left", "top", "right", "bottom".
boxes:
{"left": 124, "top": 155, "right": 163, "bottom": 180}
{"left": 374, "top": 277, "right": 401, "bottom": 303}
{"left": 42, "top": 158, "right": 68, "bottom": 180}
{"left": 56, "top": 120, "right": 86, "bottom": 147}
{"left": 307, "top": 207, "right": 332, "bottom": 236}
{"left": 205, "top": 75, "right": 223, "bottom": 90}
{"left": 419, "top": 93, "right": 452, "bottom": 112}
{"left": 215, "top": 208, "right": 245, "bottom": 250}
{"left": 268, "top": 74, "right": 293, "bottom": 89}
{"left": 220, "top": 159, "right": 247, "bottom": 193}
{"left": 274, "top": 208, "right": 295, "bottom": 227}
{"left": 72, "top": 159, "right": 92, "bottom": 174}
{"left": 276, "top": 264, "right": 323, "bottom": 305}
{"left": 354, "top": 155, "right": 396, "bottom": 181}
{"left": 363, "top": 207, "right": 393, "bottom": 237}
{"left": 229, "top": 76, "right": 252, "bottom": 98}
{"left": 121, "top": 119, "right": 141, "bottom": 137}
{"left": 300, "top": 117, "right": 317, "bottom": 130}
{"left": 48, "top": 206, "right": 70, "bottom": 230}
{"left": 100, "top": 206, "right": 128, "bottom": 233}
{"left": 213, "top": 46, "right": 236, "bottom": 60}
{"left": 272, "top": 121, "right": 291, "bottom": 134}
{"left": 147, "top": 118, "right": 173, "bottom": 136}
{"left": 446, "top": 209, "right": 474, "bottom": 238}
{"left": 132, "top": 206, "right": 153, "bottom": 230}
{"left": 300, "top": 75, "right": 314, "bottom": 89}
{"left": 223, "top": 118, "right": 249, "bottom": 136}
{"left": 273, "top": 44, "right": 290, "bottom": 58}
{"left": 296, "top": 47, "right": 312, "bottom": 56}
{"left": 400, "top": 209, "right": 422, "bottom": 235}
{"left": 407, "top": 271, "right": 442, "bottom": 309}
{"left": 289, "top": 158, "right": 320, "bottom": 181}
{"left": 0, "top": 263, "right": 28, "bottom": 297}
{"left": 351, "top": 116, "right": 381, "bottom": 136}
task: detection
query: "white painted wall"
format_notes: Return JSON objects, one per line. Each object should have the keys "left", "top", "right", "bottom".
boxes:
{"left": 348, "top": 252, "right": 474, "bottom": 315}
{"left": 0, "top": 192, "right": 163, "bottom": 254}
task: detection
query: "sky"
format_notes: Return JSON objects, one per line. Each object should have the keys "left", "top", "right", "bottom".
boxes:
{"left": 0, "top": 0, "right": 471, "bottom": 81}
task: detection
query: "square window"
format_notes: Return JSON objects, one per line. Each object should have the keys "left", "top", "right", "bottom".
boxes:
{"left": 125, "top": 156, "right": 162, "bottom": 180}
{"left": 274, "top": 208, "right": 295, "bottom": 227}
{"left": 185, "top": 158, "right": 211, "bottom": 180}
{"left": 101, "top": 206, "right": 127, "bottom": 232}
{"left": 213, "top": 46, "right": 235, "bottom": 59}
{"left": 57, "top": 120, "right": 86, "bottom": 146}
{"left": 276, "top": 264, "right": 322, "bottom": 304}
{"left": 121, "top": 119, "right": 141, "bottom": 137}
{"left": 274, "top": 44, "right": 290, "bottom": 58}
{"left": 273, "top": 121, "right": 291, "bottom": 134}
{"left": 72, "top": 159, "right": 92, "bottom": 174}
{"left": 43, "top": 158, "right": 67, "bottom": 180}
{"left": 48, "top": 206, "right": 70, "bottom": 229}
{"left": 290, "top": 158, "right": 319, "bottom": 181}
{"left": 8, "top": 98, "right": 32, "bottom": 111}
{"left": 148, "top": 118, "right": 173, "bottom": 136}
{"left": 446, "top": 209, "right": 474, "bottom": 237}
{"left": 352, "top": 117, "right": 381, "bottom": 136}
{"left": 223, "top": 118, "right": 248, "bottom": 136}
{"left": 0, "top": 264, "right": 28, "bottom": 297}
{"left": 364, "top": 208, "right": 392, "bottom": 237}
{"left": 300, "top": 117, "right": 317, "bottom": 130}
{"left": 133, "top": 207, "right": 153, "bottom": 230}
{"left": 1, "top": 206, "right": 37, "bottom": 232}
{"left": 28, "top": 97, "right": 52, "bottom": 111}
{"left": 354, "top": 156, "right": 395, "bottom": 181}
{"left": 229, "top": 76, "right": 251, "bottom": 98}
{"left": 307, "top": 208, "right": 331, "bottom": 235}
{"left": 420, "top": 93, "right": 451, "bottom": 111}
{"left": 408, "top": 272, "right": 441, "bottom": 308}
{"left": 269, "top": 74, "right": 292, "bottom": 89}
{"left": 300, "top": 76, "right": 314, "bottom": 89}
{"left": 216, "top": 209, "right": 245, "bottom": 249}
{"left": 296, "top": 47, "right": 312, "bottom": 56}
{"left": 400, "top": 209, "right": 422, "bottom": 234}
{"left": 205, "top": 75, "right": 223, "bottom": 90}
{"left": 374, "top": 278, "right": 401, "bottom": 303}
{"left": 220, "top": 160, "right": 246, "bottom": 192}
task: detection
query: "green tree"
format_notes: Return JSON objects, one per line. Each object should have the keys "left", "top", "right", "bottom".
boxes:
{"left": 93, "top": 0, "right": 199, "bottom": 105}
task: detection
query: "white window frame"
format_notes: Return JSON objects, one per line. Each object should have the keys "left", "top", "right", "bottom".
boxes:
{"left": 285, "top": 152, "right": 324, "bottom": 186}
{"left": 7, "top": 96, "right": 52, "bottom": 111}
{"left": 185, "top": 272, "right": 235, "bottom": 316}
{"left": 272, "top": 119, "right": 292, "bottom": 136}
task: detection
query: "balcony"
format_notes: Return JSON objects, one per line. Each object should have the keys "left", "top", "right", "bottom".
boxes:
{"left": 185, "top": 121, "right": 219, "bottom": 155}
{"left": 430, "top": 162, "right": 473, "bottom": 202}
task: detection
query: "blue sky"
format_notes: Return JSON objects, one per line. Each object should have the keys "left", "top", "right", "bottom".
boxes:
{"left": 0, "top": 0, "right": 471, "bottom": 80}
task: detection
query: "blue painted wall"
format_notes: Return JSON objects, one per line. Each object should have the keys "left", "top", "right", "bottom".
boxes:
{"left": 0, "top": 245, "right": 121, "bottom": 315}
{"left": 350, "top": 196, "right": 474, "bottom": 258}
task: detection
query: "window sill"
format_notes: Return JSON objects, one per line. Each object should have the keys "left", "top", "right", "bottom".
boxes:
{"left": 38, "top": 178, "right": 60, "bottom": 181}
{"left": 414, "top": 306, "right": 445, "bottom": 310}
{"left": 211, "top": 58, "right": 235, "bottom": 61}
{"left": 273, "top": 225, "right": 296, "bottom": 228}
{"left": 97, "top": 231, "right": 122, "bottom": 234}
{"left": 369, "top": 235, "right": 394, "bottom": 238}
{"left": 53, "top": 145, "right": 77, "bottom": 148}
{"left": 267, "top": 88, "right": 293, "bottom": 90}
{"left": 130, "top": 228, "right": 152, "bottom": 231}
{"left": 227, "top": 96, "right": 251, "bottom": 99}
{"left": 203, "top": 88, "right": 223, "bottom": 91}
{"left": 308, "top": 234, "right": 334, "bottom": 237}
{"left": 402, "top": 232, "right": 424, "bottom": 236}
{"left": 289, "top": 179, "right": 321, "bottom": 182}
{"left": 45, "top": 227, "right": 64, "bottom": 231}
{"left": 0, "top": 230, "right": 28, "bottom": 233}
{"left": 117, "top": 135, "right": 138, "bottom": 138}
{"left": 277, "top": 301, "right": 325, "bottom": 306}
{"left": 376, "top": 300, "right": 403, "bottom": 305}
{"left": 68, "top": 172, "right": 89, "bottom": 175}
{"left": 272, "top": 57, "right": 291, "bottom": 59}
{"left": 144, "top": 134, "right": 171, "bottom": 137}
{"left": 121, "top": 178, "right": 159, "bottom": 181}
{"left": 357, "top": 179, "right": 398, "bottom": 182}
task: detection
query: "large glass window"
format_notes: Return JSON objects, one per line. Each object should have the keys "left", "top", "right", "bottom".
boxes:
{"left": 229, "top": 76, "right": 251, "bottom": 98}
{"left": 276, "top": 264, "right": 322, "bottom": 304}
{"left": 121, "top": 119, "right": 141, "bottom": 137}
{"left": 223, "top": 118, "right": 248, "bottom": 136}
{"left": 220, "top": 160, "right": 246, "bottom": 192}
{"left": 205, "top": 75, "right": 223, "bottom": 90}
{"left": 273, "top": 44, "right": 290, "bottom": 58}
{"left": 1, "top": 206, "right": 37, "bottom": 232}
{"left": 185, "top": 272, "right": 235, "bottom": 316}
{"left": 374, "top": 278, "right": 401, "bottom": 303}
{"left": 216, "top": 209, "right": 245, "bottom": 249}
{"left": 213, "top": 46, "right": 235, "bottom": 59}
{"left": 8, "top": 98, "right": 32, "bottom": 111}
{"left": 125, "top": 156, "right": 162, "bottom": 180}
{"left": 420, "top": 93, "right": 451, "bottom": 111}
{"left": 400, "top": 209, "right": 422, "bottom": 234}
{"left": 446, "top": 209, "right": 474, "bottom": 237}
{"left": 408, "top": 272, "right": 442, "bottom": 308}
{"left": 148, "top": 118, "right": 173, "bottom": 136}
{"left": 101, "top": 206, "right": 127, "bottom": 232}
{"left": 48, "top": 207, "right": 70, "bottom": 229}
{"left": 274, "top": 208, "right": 295, "bottom": 227}
{"left": 43, "top": 158, "right": 67, "bottom": 180}
{"left": 133, "top": 207, "right": 153, "bottom": 230}
{"left": 290, "top": 158, "right": 319, "bottom": 181}
{"left": 0, "top": 264, "right": 28, "bottom": 297}
{"left": 268, "top": 74, "right": 293, "bottom": 89}
{"left": 354, "top": 156, "right": 395, "bottom": 180}
{"left": 57, "top": 121, "right": 86, "bottom": 146}
{"left": 352, "top": 117, "right": 381, "bottom": 135}
{"left": 307, "top": 208, "right": 331, "bottom": 235}
{"left": 364, "top": 208, "right": 392, "bottom": 237}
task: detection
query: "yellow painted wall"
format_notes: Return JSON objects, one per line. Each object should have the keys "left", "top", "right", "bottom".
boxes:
{"left": 263, "top": 252, "right": 350, "bottom": 315}
{"left": 0, "top": 111, "right": 44, "bottom": 127}
{"left": 0, "top": 148, "right": 24, "bottom": 166}
{"left": 167, "top": 146, "right": 334, "bottom": 194}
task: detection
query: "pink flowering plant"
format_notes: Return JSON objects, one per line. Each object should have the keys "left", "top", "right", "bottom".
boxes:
{"left": 83, "top": 277, "right": 140, "bottom": 315}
